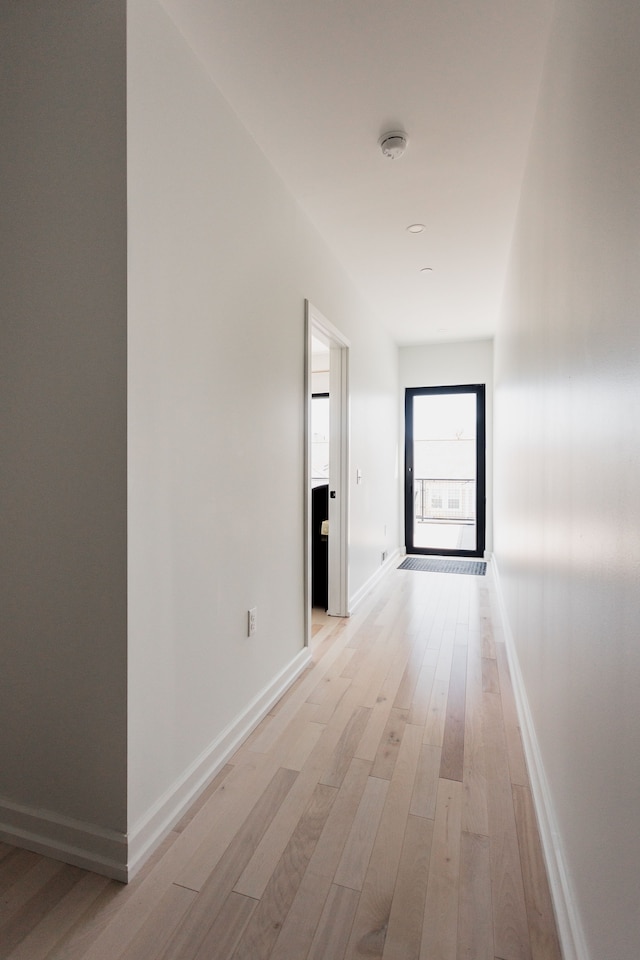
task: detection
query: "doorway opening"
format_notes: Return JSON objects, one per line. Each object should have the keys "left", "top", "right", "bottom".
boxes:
{"left": 305, "top": 302, "right": 350, "bottom": 642}
{"left": 404, "top": 385, "right": 486, "bottom": 557}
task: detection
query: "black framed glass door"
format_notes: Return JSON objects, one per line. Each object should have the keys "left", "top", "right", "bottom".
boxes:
{"left": 404, "top": 385, "right": 486, "bottom": 557}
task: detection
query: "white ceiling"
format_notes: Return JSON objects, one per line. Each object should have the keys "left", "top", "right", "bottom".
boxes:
{"left": 159, "top": 0, "right": 555, "bottom": 345}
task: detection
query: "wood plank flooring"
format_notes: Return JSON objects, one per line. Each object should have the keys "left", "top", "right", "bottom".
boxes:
{"left": 0, "top": 563, "right": 562, "bottom": 960}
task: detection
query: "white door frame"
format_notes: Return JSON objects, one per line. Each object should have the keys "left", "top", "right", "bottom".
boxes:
{"left": 305, "top": 301, "right": 350, "bottom": 641}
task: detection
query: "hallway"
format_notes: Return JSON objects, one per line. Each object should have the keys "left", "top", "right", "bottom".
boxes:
{"left": 0, "top": 563, "right": 561, "bottom": 960}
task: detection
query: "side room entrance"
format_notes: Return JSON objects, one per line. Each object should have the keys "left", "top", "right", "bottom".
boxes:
{"left": 404, "top": 385, "right": 486, "bottom": 557}
{"left": 305, "top": 302, "right": 350, "bottom": 641}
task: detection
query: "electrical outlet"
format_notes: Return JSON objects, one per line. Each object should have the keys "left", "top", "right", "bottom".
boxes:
{"left": 248, "top": 607, "right": 257, "bottom": 637}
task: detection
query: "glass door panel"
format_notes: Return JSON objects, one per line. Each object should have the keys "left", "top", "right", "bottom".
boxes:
{"left": 405, "top": 385, "right": 485, "bottom": 557}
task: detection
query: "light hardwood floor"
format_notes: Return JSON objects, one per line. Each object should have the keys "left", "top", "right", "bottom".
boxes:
{"left": 0, "top": 563, "right": 562, "bottom": 960}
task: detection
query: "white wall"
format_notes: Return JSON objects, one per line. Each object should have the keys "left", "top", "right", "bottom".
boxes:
{"left": 127, "top": 0, "right": 398, "bottom": 843}
{"left": 494, "top": 0, "right": 640, "bottom": 956}
{"left": 0, "top": 0, "right": 399, "bottom": 878}
{"left": 0, "top": 0, "right": 128, "bottom": 840}
{"left": 400, "top": 340, "right": 494, "bottom": 552}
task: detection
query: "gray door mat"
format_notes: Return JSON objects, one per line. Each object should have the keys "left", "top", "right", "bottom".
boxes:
{"left": 398, "top": 557, "right": 487, "bottom": 576}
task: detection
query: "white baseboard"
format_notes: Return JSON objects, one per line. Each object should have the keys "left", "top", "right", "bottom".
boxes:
{"left": 0, "top": 646, "right": 312, "bottom": 883}
{"left": 0, "top": 798, "right": 128, "bottom": 881}
{"left": 349, "top": 547, "right": 403, "bottom": 614}
{"left": 126, "top": 646, "right": 312, "bottom": 880}
{"left": 491, "top": 556, "right": 589, "bottom": 960}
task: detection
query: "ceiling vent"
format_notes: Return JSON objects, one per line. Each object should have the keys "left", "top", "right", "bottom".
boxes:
{"left": 379, "top": 131, "right": 408, "bottom": 160}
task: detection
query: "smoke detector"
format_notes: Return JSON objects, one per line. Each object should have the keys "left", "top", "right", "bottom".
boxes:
{"left": 379, "top": 131, "right": 408, "bottom": 160}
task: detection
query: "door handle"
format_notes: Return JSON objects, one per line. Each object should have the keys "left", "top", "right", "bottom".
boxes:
{"left": 330, "top": 490, "right": 336, "bottom": 499}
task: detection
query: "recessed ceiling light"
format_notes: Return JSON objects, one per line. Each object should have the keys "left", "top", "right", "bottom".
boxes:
{"left": 407, "top": 223, "right": 425, "bottom": 234}
{"left": 420, "top": 267, "right": 433, "bottom": 273}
